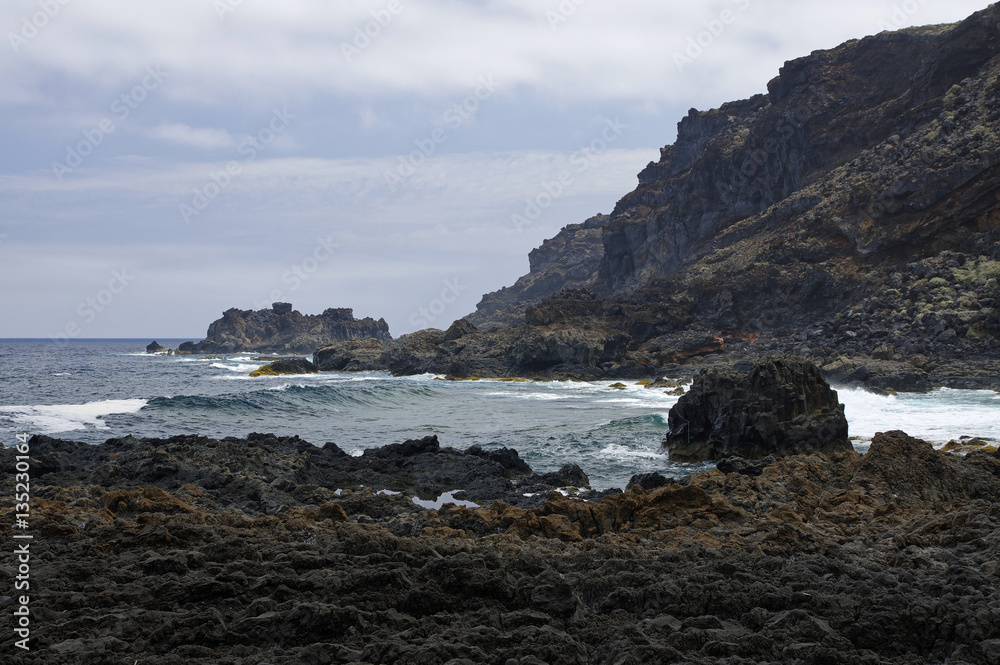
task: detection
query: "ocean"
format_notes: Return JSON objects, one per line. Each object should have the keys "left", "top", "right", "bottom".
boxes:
{"left": 1, "top": 339, "right": 998, "bottom": 490}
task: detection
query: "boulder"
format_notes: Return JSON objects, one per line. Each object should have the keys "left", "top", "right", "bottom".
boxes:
{"left": 625, "top": 472, "right": 673, "bottom": 492}
{"left": 145, "top": 341, "right": 165, "bottom": 354}
{"left": 271, "top": 302, "right": 293, "bottom": 315}
{"left": 539, "top": 464, "right": 590, "bottom": 489}
{"left": 249, "top": 358, "right": 318, "bottom": 377}
{"left": 383, "top": 329, "right": 446, "bottom": 375}
{"left": 443, "top": 318, "right": 477, "bottom": 341}
{"left": 716, "top": 456, "right": 775, "bottom": 476}
{"left": 850, "top": 430, "right": 1000, "bottom": 508}
{"left": 662, "top": 356, "right": 850, "bottom": 461}
{"left": 176, "top": 340, "right": 218, "bottom": 355}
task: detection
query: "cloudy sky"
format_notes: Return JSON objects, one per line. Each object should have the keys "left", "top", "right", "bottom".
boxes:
{"left": 0, "top": 0, "right": 992, "bottom": 339}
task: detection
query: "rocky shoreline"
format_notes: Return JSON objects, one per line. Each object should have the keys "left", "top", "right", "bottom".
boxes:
{"left": 308, "top": 313, "right": 1000, "bottom": 392}
{"left": 6, "top": 429, "right": 1000, "bottom": 663}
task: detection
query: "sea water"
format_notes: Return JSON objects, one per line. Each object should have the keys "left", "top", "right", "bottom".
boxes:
{"left": 1, "top": 339, "right": 998, "bottom": 490}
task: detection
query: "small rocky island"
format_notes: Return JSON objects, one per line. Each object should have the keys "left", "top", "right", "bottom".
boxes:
{"left": 164, "top": 303, "right": 391, "bottom": 355}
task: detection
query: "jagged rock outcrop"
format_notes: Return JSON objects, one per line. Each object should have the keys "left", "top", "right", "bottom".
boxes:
{"left": 507, "top": 326, "right": 626, "bottom": 372}
{"left": 851, "top": 429, "right": 1000, "bottom": 509}
{"left": 180, "top": 303, "right": 390, "bottom": 354}
{"left": 470, "top": 214, "right": 610, "bottom": 327}
{"left": 663, "top": 356, "right": 850, "bottom": 461}
{"left": 315, "top": 295, "right": 648, "bottom": 379}
{"left": 145, "top": 341, "right": 165, "bottom": 353}
{"left": 442, "top": 317, "right": 477, "bottom": 341}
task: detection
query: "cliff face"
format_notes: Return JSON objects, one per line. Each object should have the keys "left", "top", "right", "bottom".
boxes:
{"left": 189, "top": 303, "right": 390, "bottom": 354}
{"left": 469, "top": 214, "right": 610, "bottom": 327}
{"left": 600, "top": 11, "right": 1000, "bottom": 305}
{"left": 472, "top": 6, "right": 1000, "bottom": 351}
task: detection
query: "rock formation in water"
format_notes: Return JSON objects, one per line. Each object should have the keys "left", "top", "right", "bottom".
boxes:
{"left": 249, "top": 357, "right": 319, "bottom": 377}
{"left": 178, "top": 302, "right": 391, "bottom": 354}
{"left": 663, "top": 356, "right": 851, "bottom": 462}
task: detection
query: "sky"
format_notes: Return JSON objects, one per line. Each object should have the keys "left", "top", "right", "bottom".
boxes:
{"left": 0, "top": 0, "right": 993, "bottom": 339}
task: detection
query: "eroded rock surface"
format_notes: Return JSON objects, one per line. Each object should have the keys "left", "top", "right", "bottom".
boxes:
{"left": 5, "top": 430, "right": 1000, "bottom": 664}
{"left": 178, "top": 303, "right": 390, "bottom": 354}
{"left": 663, "top": 356, "right": 851, "bottom": 462}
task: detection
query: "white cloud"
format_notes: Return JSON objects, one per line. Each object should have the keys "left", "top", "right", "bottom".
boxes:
{"left": 0, "top": 0, "right": 994, "bottom": 337}
{"left": 1, "top": 0, "right": 991, "bottom": 109}
{"left": 0, "top": 147, "right": 652, "bottom": 335}
{"left": 148, "top": 123, "right": 234, "bottom": 149}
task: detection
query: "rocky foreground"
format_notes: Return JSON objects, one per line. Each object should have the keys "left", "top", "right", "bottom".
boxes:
{"left": 5, "top": 430, "right": 1000, "bottom": 664}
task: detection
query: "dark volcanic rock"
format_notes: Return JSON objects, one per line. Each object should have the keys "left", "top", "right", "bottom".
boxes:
{"left": 271, "top": 301, "right": 293, "bottom": 315}
{"left": 17, "top": 433, "right": 594, "bottom": 512}
{"left": 507, "top": 325, "right": 618, "bottom": 372}
{"left": 663, "top": 356, "right": 851, "bottom": 461}
{"left": 716, "top": 456, "right": 776, "bottom": 476}
{"left": 851, "top": 429, "right": 1000, "bottom": 509}
{"left": 177, "top": 339, "right": 218, "bottom": 354}
{"left": 625, "top": 471, "right": 673, "bottom": 491}
{"left": 145, "top": 340, "right": 165, "bottom": 353}
{"left": 470, "top": 214, "right": 611, "bottom": 327}
{"left": 249, "top": 357, "right": 318, "bottom": 376}
{"left": 539, "top": 463, "right": 590, "bottom": 489}
{"left": 443, "top": 317, "right": 477, "bottom": 341}
{"left": 5, "top": 428, "right": 1000, "bottom": 664}
{"left": 313, "top": 338, "right": 387, "bottom": 371}
{"left": 181, "top": 304, "right": 390, "bottom": 354}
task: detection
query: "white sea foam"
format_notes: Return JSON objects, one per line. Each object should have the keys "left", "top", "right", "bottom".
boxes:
{"left": 598, "top": 443, "right": 664, "bottom": 460}
{"left": 211, "top": 362, "right": 262, "bottom": 373}
{"left": 839, "top": 387, "right": 1000, "bottom": 446}
{"left": 0, "top": 399, "right": 147, "bottom": 434}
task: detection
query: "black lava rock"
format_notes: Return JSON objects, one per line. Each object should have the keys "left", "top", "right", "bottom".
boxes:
{"left": 663, "top": 356, "right": 851, "bottom": 461}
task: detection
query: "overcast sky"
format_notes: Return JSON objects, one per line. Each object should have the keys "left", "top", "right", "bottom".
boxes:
{"left": 0, "top": 0, "right": 992, "bottom": 339}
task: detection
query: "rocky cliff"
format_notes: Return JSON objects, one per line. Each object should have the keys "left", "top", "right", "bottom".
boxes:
{"left": 180, "top": 302, "right": 390, "bottom": 354}
{"left": 467, "top": 6, "right": 1000, "bottom": 371}
{"left": 470, "top": 214, "right": 610, "bottom": 328}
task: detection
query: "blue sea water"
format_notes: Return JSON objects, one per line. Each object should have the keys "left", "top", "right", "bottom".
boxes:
{"left": 1, "top": 339, "right": 998, "bottom": 489}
